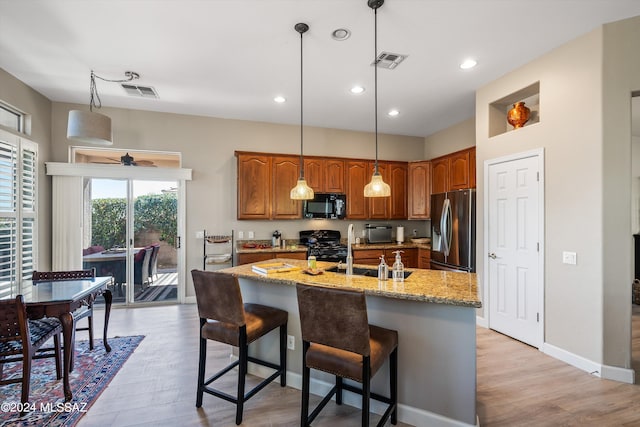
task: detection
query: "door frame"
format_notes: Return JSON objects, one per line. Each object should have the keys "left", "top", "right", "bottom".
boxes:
{"left": 46, "top": 162, "right": 192, "bottom": 304}
{"left": 483, "top": 148, "right": 545, "bottom": 347}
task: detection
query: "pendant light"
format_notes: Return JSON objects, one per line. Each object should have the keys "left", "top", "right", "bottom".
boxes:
{"left": 364, "top": 0, "right": 391, "bottom": 198}
{"left": 67, "top": 70, "right": 139, "bottom": 146}
{"left": 290, "top": 23, "right": 315, "bottom": 200}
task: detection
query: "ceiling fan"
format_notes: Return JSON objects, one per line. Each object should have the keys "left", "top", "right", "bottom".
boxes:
{"left": 91, "top": 153, "right": 157, "bottom": 167}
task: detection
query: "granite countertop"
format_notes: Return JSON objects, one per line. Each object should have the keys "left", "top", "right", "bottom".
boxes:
{"left": 217, "top": 259, "right": 480, "bottom": 308}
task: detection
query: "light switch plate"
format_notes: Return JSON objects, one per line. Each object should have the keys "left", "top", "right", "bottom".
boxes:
{"left": 195, "top": 231, "right": 204, "bottom": 239}
{"left": 562, "top": 251, "right": 577, "bottom": 265}
{"left": 238, "top": 231, "right": 244, "bottom": 239}
{"left": 248, "top": 231, "right": 255, "bottom": 239}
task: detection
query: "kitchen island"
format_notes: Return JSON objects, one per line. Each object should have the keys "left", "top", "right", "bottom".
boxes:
{"left": 216, "top": 259, "right": 480, "bottom": 427}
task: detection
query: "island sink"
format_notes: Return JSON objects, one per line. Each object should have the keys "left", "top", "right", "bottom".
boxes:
{"left": 326, "top": 265, "right": 412, "bottom": 279}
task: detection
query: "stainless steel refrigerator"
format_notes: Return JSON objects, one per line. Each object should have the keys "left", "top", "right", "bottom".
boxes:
{"left": 430, "top": 189, "right": 476, "bottom": 272}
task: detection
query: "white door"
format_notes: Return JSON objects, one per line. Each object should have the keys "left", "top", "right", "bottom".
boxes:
{"left": 488, "top": 153, "right": 542, "bottom": 347}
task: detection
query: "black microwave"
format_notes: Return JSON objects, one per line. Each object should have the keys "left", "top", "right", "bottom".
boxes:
{"left": 303, "top": 193, "right": 346, "bottom": 219}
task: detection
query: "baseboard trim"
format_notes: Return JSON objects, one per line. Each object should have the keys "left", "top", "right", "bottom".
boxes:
{"left": 476, "top": 315, "right": 488, "bottom": 328}
{"left": 248, "top": 364, "right": 477, "bottom": 427}
{"left": 184, "top": 296, "right": 196, "bottom": 304}
{"left": 541, "top": 343, "right": 635, "bottom": 384}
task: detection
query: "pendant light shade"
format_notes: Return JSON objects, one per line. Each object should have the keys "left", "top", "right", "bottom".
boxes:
{"left": 66, "top": 70, "right": 139, "bottom": 146}
{"left": 290, "top": 22, "right": 315, "bottom": 201}
{"left": 67, "top": 109, "right": 113, "bottom": 145}
{"left": 364, "top": 0, "right": 391, "bottom": 198}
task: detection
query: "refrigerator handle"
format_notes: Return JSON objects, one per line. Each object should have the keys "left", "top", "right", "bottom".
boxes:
{"left": 441, "top": 198, "right": 451, "bottom": 256}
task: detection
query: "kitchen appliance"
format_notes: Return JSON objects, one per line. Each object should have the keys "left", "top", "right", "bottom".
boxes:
{"left": 303, "top": 193, "right": 346, "bottom": 219}
{"left": 430, "top": 189, "right": 476, "bottom": 272}
{"left": 365, "top": 224, "right": 393, "bottom": 243}
{"left": 299, "top": 230, "right": 348, "bottom": 262}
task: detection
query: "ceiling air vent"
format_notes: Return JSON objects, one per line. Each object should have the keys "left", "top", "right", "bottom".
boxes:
{"left": 121, "top": 83, "right": 159, "bottom": 99}
{"left": 372, "top": 52, "right": 407, "bottom": 70}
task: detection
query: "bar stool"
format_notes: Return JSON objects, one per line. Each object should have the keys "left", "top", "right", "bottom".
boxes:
{"left": 191, "top": 270, "right": 288, "bottom": 425}
{"left": 296, "top": 283, "right": 398, "bottom": 426}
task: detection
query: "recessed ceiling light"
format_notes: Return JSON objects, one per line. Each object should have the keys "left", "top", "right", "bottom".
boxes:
{"left": 274, "top": 96, "right": 286, "bottom": 103}
{"left": 388, "top": 109, "right": 400, "bottom": 117}
{"left": 350, "top": 86, "right": 365, "bottom": 94}
{"left": 460, "top": 59, "right": 477, "bottom": 70}
{"left": 331, "top": 28, "right": 351, "bottom": 41}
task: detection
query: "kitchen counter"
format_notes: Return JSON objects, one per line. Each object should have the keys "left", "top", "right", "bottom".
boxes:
{"left": 219, "top": 259, "right": 478, "bottom": 308}
{"left": 216, "top": 259, "right": 479, "bottom": 426}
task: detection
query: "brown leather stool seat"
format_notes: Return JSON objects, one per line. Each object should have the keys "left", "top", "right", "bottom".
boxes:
{"left": 192, "top": 270, "right": 287, "bottom": 425}
{"left": 296, "top": 283, "right": 398, "bottom": 426}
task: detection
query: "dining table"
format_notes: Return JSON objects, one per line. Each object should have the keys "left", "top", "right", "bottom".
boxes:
{"left": 83, "top": 248, "right": 142, "bottom": 290}
{"left": 12, "top": 276, "right": 113, "bottom": 401}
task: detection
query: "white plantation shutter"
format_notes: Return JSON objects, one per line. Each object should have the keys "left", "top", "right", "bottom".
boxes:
{"left": 0, "top": 130, "right": 37, "bottom": 297}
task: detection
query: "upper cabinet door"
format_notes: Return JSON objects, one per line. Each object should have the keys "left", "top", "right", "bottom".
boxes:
{"left": 449, "top": 150, "right": 470, "bottom": 190}
{"left": 408, "top": 161, "right": 431, "bottom": 219}
{"left": 304, "top": 158, "right": 323, "bottom": 192}
{"left": 469, "top": 148, "right": 476, "bottom": 189}
{"left": 272, "top": 156, "right": 302, "bottom": 219}
{"left": 324, "top": 159, "right": 345, "bottom": 193}
{"left": 431, "top": 158, "right": 449, "bottom": 194}
{"left": 346, "top": 160, "right": 368, "bottom": 219}
{"left": 237, "top": 154, "right": 271, "bottom": 219}
{"left": 389, "top": 162, "right": 408, "bottom": 219}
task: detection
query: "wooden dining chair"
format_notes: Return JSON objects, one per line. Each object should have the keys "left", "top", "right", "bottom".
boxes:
{"left": 31, "top": 268, "right": 97, "bottom": 349}
{"left": 0, "top": 295, "right": 63, "bottom": 405}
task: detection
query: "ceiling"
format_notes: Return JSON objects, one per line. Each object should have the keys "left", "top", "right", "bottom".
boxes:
{"left": 2, "top": 0, "right": 640, "bottom": 138}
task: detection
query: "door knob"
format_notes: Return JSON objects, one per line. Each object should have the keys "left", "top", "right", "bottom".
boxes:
{"left": 488, "top": 252, "right": 497, "bottom": 259}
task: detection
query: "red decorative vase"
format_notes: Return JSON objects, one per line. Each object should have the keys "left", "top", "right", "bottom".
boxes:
{"left": 507, "top": 101, "right": 530, "bottom": 129}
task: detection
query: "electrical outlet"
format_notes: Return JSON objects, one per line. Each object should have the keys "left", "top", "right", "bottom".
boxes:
{"left": 287, "top": 335, "right": 295, "bottom": 350}
{"left": 238, "top": 231, "right": 244, "bottom": 239}
{"left": 195, "top": 231, "right": 204, "bottom": 239}
{"left": 248, "top": 231, "right": 255, "bottom": 239}
{"left": 562, "top": 251, "right": 577, "bottom": 265}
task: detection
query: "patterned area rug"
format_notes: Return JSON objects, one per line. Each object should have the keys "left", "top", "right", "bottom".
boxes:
{"left": 0, "top": 335, "right": 144, "bottom": 427}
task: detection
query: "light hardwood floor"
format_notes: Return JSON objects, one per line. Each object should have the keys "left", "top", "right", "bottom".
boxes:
{"left": 76, "top": 304, "right": 640, "bottom": 427}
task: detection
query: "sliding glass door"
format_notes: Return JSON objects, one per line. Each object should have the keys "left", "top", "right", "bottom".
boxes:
{"left": 82, "top": 178, "right": 179, "bottom": 305}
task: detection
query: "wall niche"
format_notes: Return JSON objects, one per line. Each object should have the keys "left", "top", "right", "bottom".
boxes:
{"left": 489, "top": 81, "right": 540, "bottom": 138}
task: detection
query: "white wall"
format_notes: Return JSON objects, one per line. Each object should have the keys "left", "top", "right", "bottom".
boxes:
{"left": 476, "top": 28, "right": 605, "bottom": 363}
{"left": 424, "top": 117, "right": 475, "bottom": 159}
{"left": 475, "top": 14, "right": 640, "bottom": 373}
{"left": 632, "top": 136, "right": 640, "bottom": 234}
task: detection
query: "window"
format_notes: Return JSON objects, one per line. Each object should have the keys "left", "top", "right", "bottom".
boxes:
{"left": 0, "top": 128, "right": 37, "bottom": 298}
{"left": 0, "top": 103, "right": 23, "bottom": 133}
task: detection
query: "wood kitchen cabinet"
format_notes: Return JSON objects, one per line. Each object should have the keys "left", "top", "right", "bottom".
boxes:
{"left": 236, "top": 152, "right": 301, "bottom": 220}
{"left": 430, "top": 147, "right": 476, "bottom": 194}
{"left": 408, "top": 161, "right": 431, "bottom": 219}
{"left": 237, "top": 153, "right": 271, "bottom": 219}
{"left": 346, "top": 160, "right": 368, "bottom": 219}
{"left": 353, "top": 247, "right": 418, "bottom": 268}
{"left": 389, "top": 162, "right": 408, "bottom": 219}
{"left": 237, "top": 250, "right": 307, "bottom": 265}
{"left": 431, "top": 157, "right": 449, "bottom": 194}
{"left": 449, "top": 149, "right": 471, "bottom": 190}
{"left": 418, "top": 248, "right": 431, "bottom": 269}
{"left": 272, "top": 156, "right": 302, "bottom": 219}
{"left": 304, "top": 158, "right": 344, "bottom": 193}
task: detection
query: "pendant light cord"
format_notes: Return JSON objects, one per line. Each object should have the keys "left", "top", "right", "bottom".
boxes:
{"left": 374, "top": 6, "right": 379, "bottom": 175}
{"left": 299, "top": 28, "right": 305, "bottom": 180}
{"left": 88, "top": 70, "right": 140, "bottom": 112}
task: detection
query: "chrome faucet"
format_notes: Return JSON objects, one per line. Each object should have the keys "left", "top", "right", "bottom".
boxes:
{"left": 346, "top": 223, "right": 354, "bottom": 275}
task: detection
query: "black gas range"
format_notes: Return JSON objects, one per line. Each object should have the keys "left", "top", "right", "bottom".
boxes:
{"left": 299, "top": 230, "right": 348, "bottom": 263}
